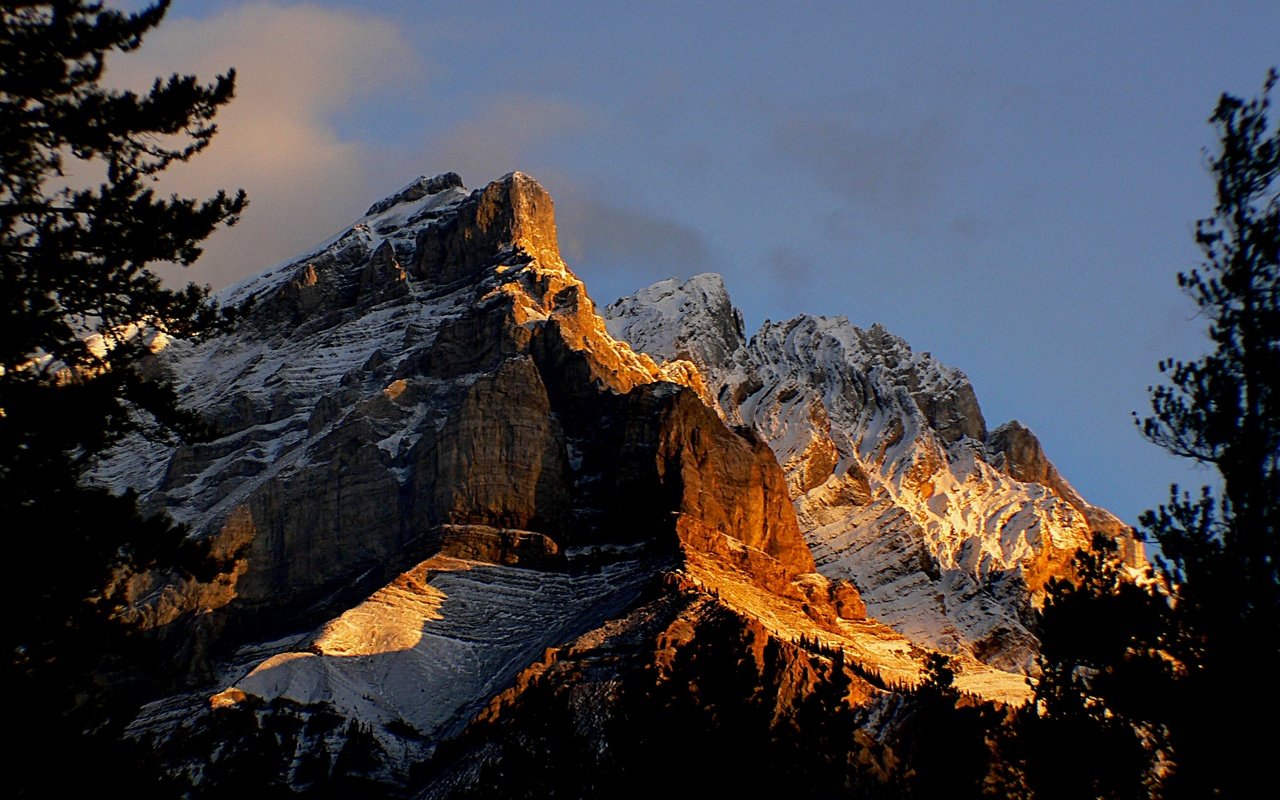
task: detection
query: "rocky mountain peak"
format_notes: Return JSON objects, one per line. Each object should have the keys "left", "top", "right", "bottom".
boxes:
{"left": 102, "top": 171, "right": 804, "bottom": 653}
{"left": 216, "top": 171, "right": 563, "bottom": 323}
{"left": 103, "top": 173, "right": 1136, "bottom": 792}
{"left": 364, "top": 172, "right": 465, "bottom": 217}
{"left": 605, "top": 273, "right": 1141, "bottom": 671}
{"left": 413, "top": 171, "right": 562, "bottom": 285}
{"left": 604, "top": 272, "right": 746, "bottom": 373}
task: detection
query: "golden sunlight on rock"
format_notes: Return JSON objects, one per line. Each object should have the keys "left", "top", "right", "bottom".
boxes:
{"left": 312, "top": 564, "right": 453, "bottom": 657}
{"left": 221, "top": 553, "right": 653, "bottom": 742}
{"left": 382, "top": 378, "right": 408, "bottom": 401}
{"left": 102, "top": 170, "right": 1130, "bottom": 793}
{"left": 208, "top": 687, "right": 248, "bottom": 710}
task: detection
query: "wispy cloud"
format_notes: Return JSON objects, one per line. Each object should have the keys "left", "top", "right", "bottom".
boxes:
{"left": 770, "top": 107, "right": 961, "bottom": 225}
{"left": 423, "top": 94, "right": 594, "bottom": 186}
{"left": 106, "top": 2, "right": 424, "bottom": 289}
{"left": 553, "top": 182, "right": 714, "bottom": 296}
{"left": 766, "top": 246, "right": 814, "bottom": 283}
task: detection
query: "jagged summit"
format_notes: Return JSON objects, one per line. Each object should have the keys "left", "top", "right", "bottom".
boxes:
{"left": 605, "top": 272, "right": 1136, "bottom": 670}
{"left": 605, "top": 272, "right": 745, "bottom": 373}
{"left": 364, "top": 172, "right": 465, "bottom": 217}
{"left": 216, "top": 171, "right": 557, "bottom": 313}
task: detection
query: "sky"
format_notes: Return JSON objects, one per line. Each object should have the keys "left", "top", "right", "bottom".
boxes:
{"left": 106, "top": 0, "right": 1279, "bottom": 526}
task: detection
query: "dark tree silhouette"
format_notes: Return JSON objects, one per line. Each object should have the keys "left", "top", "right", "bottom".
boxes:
{"left": 1018, "top": 69, "right": 1280, "bottom": 799}
{"left": 898, "top": 653, "right": 999, "bottom": 800}
{"left": 1018, "top": 535, "right": 1170, "bottom": 800}
{"left": 0, "top": 2, "right": 244, "bottom": 795}
{"left": 1137, "top": 67, "right": 1280, "bottom": 799}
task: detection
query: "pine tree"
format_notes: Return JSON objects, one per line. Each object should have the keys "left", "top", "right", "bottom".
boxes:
{"left": 1137, "top": 67, "right": 1280, "bottom": 799}
{"left": 899, "top": 653, "right": 998, "bottom": 800}
{"left": 1017, "top": 535, "right": 1170, "bottom": 800}
{"left": 0, "top": 2, "right": 245, "bottom": 794}
{"left": 1017, "top": 69, "right": 1280, "bottom": 799}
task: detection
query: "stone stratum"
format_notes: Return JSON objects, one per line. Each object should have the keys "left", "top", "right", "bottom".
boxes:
{"left": 96, "top": 172, "right": 1139, "bottom": 795}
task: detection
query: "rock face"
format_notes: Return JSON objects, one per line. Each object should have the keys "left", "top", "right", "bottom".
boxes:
{"left": 605, "top": 274, "right": 1139, "bottom": 671}
{"left": 103, "top": 172, "right": 1121, "bottom": 793}
{"left": 412, "top": 171, "right": 561, "bottom": 285}
{"left": 107, "top": 174, "right": 866, "bottom": 782}
{"left": 102, "top": 173, "right": 786, "bottom": 628}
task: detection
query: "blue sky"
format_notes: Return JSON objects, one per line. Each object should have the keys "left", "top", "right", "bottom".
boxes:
{"left": 113, "top": 1, "right": 1279, "bottom": 525}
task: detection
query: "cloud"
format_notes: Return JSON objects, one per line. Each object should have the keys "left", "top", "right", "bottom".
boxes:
{"left": 766, "top": 246, "right": 814, "bottom": 284}
{"left": 104, "top": 2, "right": 424, "bottom": 290}
{"left": 423, "top": 94, "right": 594, "bottom": 186}
{"left": 758, "top": 246, "right": 820, "bottom": 308}
{"left": 771, "top": 109, "right": 959, "bottom": 223}
{"left": 553, "top": 183, "right": 714, "bottom": 283}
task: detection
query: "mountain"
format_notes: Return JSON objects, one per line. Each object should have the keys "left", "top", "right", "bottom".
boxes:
{"left": 604, "top": 275, "right": 1141, "bottom": 671}
{"left": 96, "top": 172, "right": 1133, "bottom": 794}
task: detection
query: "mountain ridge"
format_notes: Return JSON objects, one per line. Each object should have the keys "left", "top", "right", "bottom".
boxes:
{"left": 97, "top": 171, "right": 1128, "bottom": 792}
{"left": 605, "top": 272, "right": 1139, "bottom": 670}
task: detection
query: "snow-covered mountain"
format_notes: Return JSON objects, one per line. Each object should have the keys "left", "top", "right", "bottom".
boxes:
{"left": 98, "top": 172, "right": 1132, "bottom": 793}
{"left": 605, "top": 274, "right": 1140, "bottom": 671}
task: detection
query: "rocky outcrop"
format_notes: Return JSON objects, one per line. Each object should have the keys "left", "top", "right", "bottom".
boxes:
{"left": 987, "top": 420, "right": 1134, "bottom": 557}
{"left": 365, "top": 172, "right": 464, "bottom": 216}
{"left": 604, "top": 273, "right": 748, "bottom": 372}
{"left": 437, "top": 525, "right": 562, "bottom": 568}
{"left": 605, "top": 274, "right": 1142, "bottom": 671}
{"left": 100, "top": 172, "right": 812, "bottom": 656}
{"left": 412, "top": 172, "right": 560, "bottom": 285}
{"left": 610, "top": 383, "right": 814, "bottom": 574}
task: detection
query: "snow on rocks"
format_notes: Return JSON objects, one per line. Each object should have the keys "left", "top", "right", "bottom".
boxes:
{"left": 605, "top": 274, "right": 1136, "bottom": 672}
{"left": 218, "top": 554, "right": 654, "bottom": 763}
